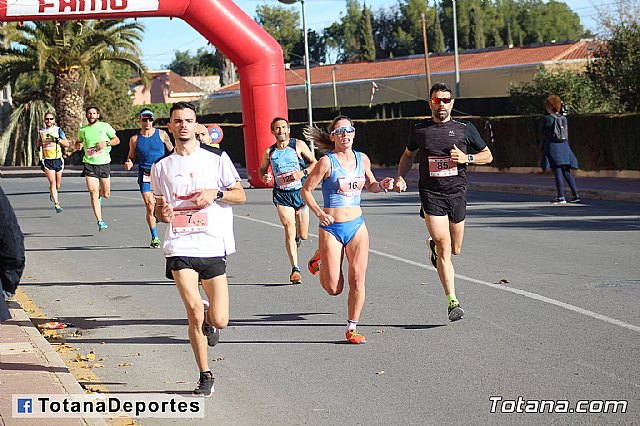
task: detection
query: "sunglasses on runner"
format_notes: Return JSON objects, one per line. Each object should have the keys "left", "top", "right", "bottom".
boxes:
{"left": 331, "top": 125, "right": 355, "bottom": 136}
{"left": 431, "top": 97, "right": 452, "bottom": 105}
{"left": 141, "top": 117, "right": 153, "bottom": 122}
{"left": 44, "top": 117, "right": 54, "bottom": 121}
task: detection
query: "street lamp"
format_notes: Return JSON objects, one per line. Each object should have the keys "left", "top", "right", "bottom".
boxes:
{"left": 278, "top": 0, "right": 314, "bottom": 155}
{"left": 331, "top": 66, "right": 340, "bottom": 109}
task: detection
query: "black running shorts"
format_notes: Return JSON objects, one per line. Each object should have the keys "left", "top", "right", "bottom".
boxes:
{"left": 419, "top": 193, "right": 467, "bottom": 223}
{"left": 165, "top": 256, "right": 227, "bottom": 280}
{"left": 81, "top": 163, "right": 111, "bottom": 179}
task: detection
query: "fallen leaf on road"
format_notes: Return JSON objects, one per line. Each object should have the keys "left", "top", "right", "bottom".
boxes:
{"left": 376, "top": 371, "right": 385, "bottom": 375}
{"left": 90, "top": 363, "right": 103, "bottom": 368}
{"left": 498, "top": 279, "right": 510, "bottom": 284}
{"left": 374, "top": 329, "right": 384, "bottom": 334}
{"left": 118, "top": 362, "right": 132, "bottom": 367}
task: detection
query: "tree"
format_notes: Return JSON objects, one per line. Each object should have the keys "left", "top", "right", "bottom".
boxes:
{"left": 469, "top": 6, "right": 485, "bottom": 49}
{"left": 0, "top": 20, "right": 146, "bottom": 153}
{"left": 255, "top": 4, "right": 301, "bottom": 65}
{"left": 587, "top": 23, "right": 640, "bottom": 112}
{"left": 85, "top": 62, "right": 135, "bottom": 129}
{"left": 360, "top": 4, "right": 376, "bottom": 60}
{"left": 509, "top": 67, "right": 614, "bottom": 114}
{"left": 215, "top": 50, "right": 236, "bottom": 87}
{"left": 592, "top": 0, "right": 640, "bottom": 37}
{"left": 430, "top": 3, "right": 446, "bottom": 53}
{"left": 166, "top": 47, "right": 219, "bottom": 76}
{"left": 0, "top": 96, "right": 50, "bottom": 166}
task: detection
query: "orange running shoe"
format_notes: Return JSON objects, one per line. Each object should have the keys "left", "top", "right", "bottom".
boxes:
{"left": 308, "top": 249, "right": 320, "bottom": 275}
{"left": 345, "top": 329, "right": 366, "bottom": 344}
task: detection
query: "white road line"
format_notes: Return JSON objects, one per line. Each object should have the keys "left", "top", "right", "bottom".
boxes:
{"left": 237, "top": 214, "right": 640, "bottom": 334}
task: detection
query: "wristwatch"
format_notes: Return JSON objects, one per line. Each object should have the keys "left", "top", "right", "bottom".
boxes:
{"left": 303, "top": 169, "right": 309, "bottom": 177}
{"left": 467, "top": 154, "right": 474, "bottom": 164}
{"left": 215, "top": 190, "right": 224, "bottom": 201}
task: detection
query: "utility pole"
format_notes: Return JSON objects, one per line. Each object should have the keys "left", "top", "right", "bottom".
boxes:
{"left": 421, "top": 13, "right": 432, "bottom": 92}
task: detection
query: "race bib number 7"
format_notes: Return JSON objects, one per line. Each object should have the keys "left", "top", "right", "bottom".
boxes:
{"left": 171, "top": 206, "right": 208, "bottom": 234}
{"left": 428, "top": 156, "right": 458, "bottom": 177}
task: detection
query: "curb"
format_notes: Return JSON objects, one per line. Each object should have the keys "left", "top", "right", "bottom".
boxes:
{"left": 7, "top": 303, "right": 107, "bottom": 426}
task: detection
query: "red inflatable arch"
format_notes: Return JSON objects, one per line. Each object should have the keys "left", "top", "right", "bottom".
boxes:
{"left": 0, "top": 0, "right": 287, "bottom": 188}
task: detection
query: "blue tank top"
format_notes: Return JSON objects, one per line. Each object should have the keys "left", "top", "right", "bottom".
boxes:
{"left": 269, "top": 139, "right": 305, "bottom": 190}
{"left": 136, "top": 129, "right": 166, "bottom": 169}
{"left": 322, "top": 151, "right": 365, "bottom": 208}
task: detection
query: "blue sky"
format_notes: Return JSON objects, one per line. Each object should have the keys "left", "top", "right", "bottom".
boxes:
{"left": 139, "top": 0, "right": 601, "bottom": 70}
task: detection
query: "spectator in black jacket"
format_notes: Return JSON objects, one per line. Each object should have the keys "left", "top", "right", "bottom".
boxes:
{"left": 0, "top": 185, "right": 25, "bottom": 321}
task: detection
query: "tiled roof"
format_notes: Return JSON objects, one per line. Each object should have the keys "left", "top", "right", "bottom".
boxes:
{"left": 164, "top": 71, "right": 204, "bottom": 94}
{"left": 218, "top": 40, "right": 594, "bottom": 92}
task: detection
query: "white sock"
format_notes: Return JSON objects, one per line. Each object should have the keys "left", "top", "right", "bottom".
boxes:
{"left": 347, "top": 320, "right": 358, "bottom": 331}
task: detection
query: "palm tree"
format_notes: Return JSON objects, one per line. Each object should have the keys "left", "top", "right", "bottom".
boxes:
{"left": 0, "top": 94, "right": 51, "bottom": 167}
{"left": 0, "top": 20, "right": 146, "bottom": 159}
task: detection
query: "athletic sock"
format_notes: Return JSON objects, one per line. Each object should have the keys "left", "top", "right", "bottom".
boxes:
{"left": 447, "top": 294, "right": 459, "bottom": 308}
{"left": 347, "top": 320, "right": 358, "bottom": 331}
{"left": 150, "top": 227, "right": 158, "bottom": 238}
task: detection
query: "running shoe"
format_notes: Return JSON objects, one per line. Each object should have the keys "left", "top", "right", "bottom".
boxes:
{"left": 550, "top": 197, "right": 567, "bottom": 204}
{"left": 54, "top": 204, "right": 63, "bottom": 213}
{"left": 295, "top": 236, "right": 302, "bottom": 248}
{"left": 193, "top": 371, "right": 214, "bottom": 397}
{"left": 97, "top": 220, "right": 108, "bottom": 231}
{"left": 428, "top": 237, "right": 438, "bottom": 268}
{"left": 308, "top": 249, "right": 320, "bottom": 275}
{"left": 568, "top": 196, "right": 581, "bottom": 203}
{"left": 290, "top": 266, "right": 302, "bottom": 284}
{"left": 202, "top": 300, "right": 220, "bottom": 347}
{"left": 150, "top": 237, "right": 161, "bottom": 248}
{"left": 345, "top": 329, "right": 366, "bottom": 344}
{"left": 448, "top": 303, "right": 464, "bottom": 322}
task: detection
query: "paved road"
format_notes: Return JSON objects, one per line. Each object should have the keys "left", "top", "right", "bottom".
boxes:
{"left": 3, "top": 176, "right": 640, "bottom": 425}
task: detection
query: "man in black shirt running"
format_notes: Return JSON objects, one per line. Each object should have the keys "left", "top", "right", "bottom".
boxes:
{"left": 394, "top": 82, "right": 493, "bottom": 321}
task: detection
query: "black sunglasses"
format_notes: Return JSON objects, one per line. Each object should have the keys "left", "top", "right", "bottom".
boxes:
{"left": 141, "top": 117, "right": 154, "bottom": 122}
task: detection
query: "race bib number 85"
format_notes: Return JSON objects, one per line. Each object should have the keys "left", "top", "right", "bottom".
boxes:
{"left": 428, "top": 156, "right": 458, "bottom": 177}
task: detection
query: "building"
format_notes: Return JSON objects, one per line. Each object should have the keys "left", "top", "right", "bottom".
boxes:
{"left": 131, "top": 70, "right": 209, "bottom": 105}
{"left": 207, "top": 39, "right": 594, "bottom": 113}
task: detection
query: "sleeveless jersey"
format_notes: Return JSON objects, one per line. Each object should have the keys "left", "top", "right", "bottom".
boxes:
{"left": 136, "top": 128, "right": 166, "bottom": 169}
{"left": 269, "top": 138, "right": 305, "bottom": 191}
{"left": 39, "top": 126, "right": 66, "bottom": 159}
{"left": 322, "top": 151, "right": 365, "bottom": 208}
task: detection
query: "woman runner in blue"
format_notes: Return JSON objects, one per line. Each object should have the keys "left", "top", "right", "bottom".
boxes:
{"left": 301, "top": 116, "right": 394, "bottom": 344}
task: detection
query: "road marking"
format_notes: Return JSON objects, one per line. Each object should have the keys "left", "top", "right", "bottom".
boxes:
{"left": 237, "top": 214, "right": 640, "bottom": 334}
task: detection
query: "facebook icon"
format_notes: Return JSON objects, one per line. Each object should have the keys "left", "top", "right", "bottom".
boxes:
{"left": 17, "top": 398, "right": 32, "bottom": 413}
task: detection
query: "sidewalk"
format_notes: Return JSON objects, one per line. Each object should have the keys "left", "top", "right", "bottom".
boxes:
{"left": 0, "top": 298, "right": 106, "bottom": 426}
{"left": 371, "top": 166, "right": 640, "bottom": 203}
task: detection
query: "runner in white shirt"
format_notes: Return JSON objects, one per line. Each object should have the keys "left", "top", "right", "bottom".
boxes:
{"left": 151, "top": 102, "right": 246, "bottom": 397}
